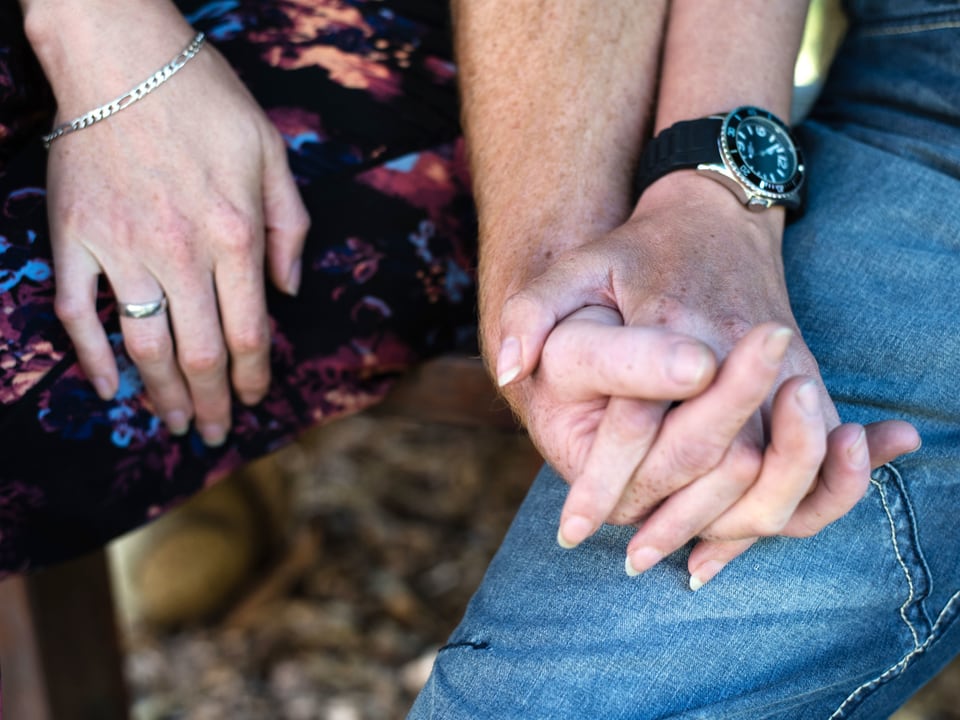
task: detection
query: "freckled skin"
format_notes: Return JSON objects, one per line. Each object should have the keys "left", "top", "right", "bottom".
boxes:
{"left": 457, "top": 0, "right": 917, "bottom": 585}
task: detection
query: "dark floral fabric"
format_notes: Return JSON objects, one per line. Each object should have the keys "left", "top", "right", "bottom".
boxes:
{"left": 0, "top": 0, "right": 476, "bottom": 575}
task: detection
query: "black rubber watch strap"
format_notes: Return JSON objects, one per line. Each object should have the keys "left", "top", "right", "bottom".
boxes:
{"left": 634, "top": 117, "right": 722, "bottom": 200}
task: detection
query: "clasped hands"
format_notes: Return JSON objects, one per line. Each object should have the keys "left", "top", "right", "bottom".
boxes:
{"left": 484, "top": 177, "right": 919, "bottom": 589}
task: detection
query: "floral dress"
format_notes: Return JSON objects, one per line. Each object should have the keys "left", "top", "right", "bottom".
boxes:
{"left": 0, "top": 0, "right": 476, "bottom": 575}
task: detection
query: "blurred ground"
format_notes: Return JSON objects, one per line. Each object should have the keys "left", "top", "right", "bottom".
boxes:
{"left": 111, "top": 400, "right": 960, "bottom": 720}
{"left": 113, "top": 408, "right": 543, "bottom": 720}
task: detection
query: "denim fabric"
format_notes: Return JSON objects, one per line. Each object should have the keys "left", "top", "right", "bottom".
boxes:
{"left": 410, "top": 2, "right": 960, "bottom": 718}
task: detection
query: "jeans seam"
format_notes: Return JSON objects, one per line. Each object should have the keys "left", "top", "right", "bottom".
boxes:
{"left": 828, "top": 464, "right": 941, "bottom": 719}
{"left": 873, "top": 470, "right": 921, "bottom": 648}
{"left": 860, "top": 19, "right": 960, "bottom": 36}
{"left": 829, "top": 589, "right": 960, "bottom": 719}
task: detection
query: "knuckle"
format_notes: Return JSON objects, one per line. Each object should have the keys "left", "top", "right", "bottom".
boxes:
{"left": 540, "top": 331, "right": 572, "bottom": 372}
{"left": 157, "top": 220, "right": 198, "bottom": 264}
{"left": 293, "top": 207, "right": 311, "bottom": 236}
{"left": 103, "top": 209, "right": 137, "bottom": 244}
{"left": 156, "top": 212, "right": 193, "bottom": 243}
{"left": 56, "top": 200, "right": 94, "bottom": 236}
{"left": 668, "top": 437, "right": 727, "bottom": 478}
{"left": 608, "top": 404, "right": 657, "bottom": 442}
{"left": 725, "top": 442, "right": 763, "bottom": 487}
{"left": 179, "top": 346, "right": 227, "bottom": 376}
{"left": 125, "top": 334, "right": 173, "bottom": 365}
{"left": 228, "top": 325, "right": 270, "bottom": 356}
{"left": 780, "top": 422, "right": 827, "bottom": 463}
{"left": 54, "top": 294, "right": 88, "bottom": 326}
{"left": 751, "top": 509, "right": 791, "bottom": 537}
{"left": 718, "top": 313, "right": 755, "bottom": 342}
{"left": 214, "top": 208, "right": 259, "bottom": 253}
{"left": 540, "top": 331, "right": 589, "bottom": 381}
{"left": 499, "top": 291, "right": 541, "bottom": 327}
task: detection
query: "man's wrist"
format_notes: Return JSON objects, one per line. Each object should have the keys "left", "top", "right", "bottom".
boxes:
{"left": 475, "top": 196, "right": 630, "bottom": 347}
{"left": 632, "top": 170, "right": 786, "bottom": 245}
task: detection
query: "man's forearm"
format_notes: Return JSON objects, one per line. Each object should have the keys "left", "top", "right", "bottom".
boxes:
{"left": 453, "top": 0, "right": 668, "bottom": 345}
{"left": 637, "top": 0, "right": 810, "bottom": 250}
{"left": 655, "top": 0, "right": 809, "bottom": 131}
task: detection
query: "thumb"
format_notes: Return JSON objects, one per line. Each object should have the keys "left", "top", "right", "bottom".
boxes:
{"left": 493, "top": 254, "right": 614, "bottom": 388}
{"left": 863, "top": 419, "right": 922, "bottom": 468}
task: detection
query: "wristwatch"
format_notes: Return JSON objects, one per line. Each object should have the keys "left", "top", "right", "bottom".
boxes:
{"left": 634, "top": 106, "right": 805, "bottom": 211}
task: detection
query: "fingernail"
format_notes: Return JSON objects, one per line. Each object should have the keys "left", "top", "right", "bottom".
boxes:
{"left": 796, "top": 379, "right": 820, "bottom": 416}
{"left": 847, "top": 428, "right": 868, "bottom": 466}
{"left": 625, "top": 547, "right": 664, "bottom": 577}
{"left": 668, "top": 341, "right": 711, "bottom": 385}
{"left": 909, "top": 437, "right": 923, "bottom": 454}
{"left": 199, "top": 424, "right": 228, "bottom": 447}
{"left": 763, "top": 327, "right": 794, "bottom": 364}
{"left": 496, "top": 337, "right": 522, "bottom": 387}
{"left": 557, "top": 515, "right": 594, "bottom": 550}
{"left": 92, "top": 376, "right": 115, "bottom": 400}
{"left": 689, "top": 560, "right": 726, "bottom": 591}
{"left": 286, "top": 258, "right": 302, "bottom": 296}
{"left": 165, "top": 411, "right": 190, "bottom": 436}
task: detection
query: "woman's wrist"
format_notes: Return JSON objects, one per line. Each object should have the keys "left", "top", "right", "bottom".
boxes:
{"left": 42, "top": 32, "right": 206, "bottom": 148}
{"left": 22, "top": 0, "right": 194, "bottom": 115}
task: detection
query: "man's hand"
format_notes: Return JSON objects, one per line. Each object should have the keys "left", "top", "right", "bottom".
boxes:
{"left": 488, "top": 174, "right": 919, "bottom": 582}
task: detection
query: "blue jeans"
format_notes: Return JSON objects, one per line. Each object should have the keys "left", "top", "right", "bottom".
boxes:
{"left": 410, "top": 2, "right": 960, "bottom": 718}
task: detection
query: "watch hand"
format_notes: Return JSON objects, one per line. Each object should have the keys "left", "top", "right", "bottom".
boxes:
{"left": 761, "top": 143, "right": 784, "bottom": 156}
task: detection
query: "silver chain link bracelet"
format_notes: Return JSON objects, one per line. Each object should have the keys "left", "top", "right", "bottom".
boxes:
{"left": 42, "top": 32, "right": 207, "bottom": 149}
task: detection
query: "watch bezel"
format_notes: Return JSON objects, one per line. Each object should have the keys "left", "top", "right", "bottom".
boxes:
{"left": 719, "top": 106, "right": 805, "bottom": 202}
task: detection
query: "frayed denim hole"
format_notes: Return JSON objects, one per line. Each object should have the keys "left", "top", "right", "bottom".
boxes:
{"left": 438, "top": 639, "right": 491, "bottom": 653}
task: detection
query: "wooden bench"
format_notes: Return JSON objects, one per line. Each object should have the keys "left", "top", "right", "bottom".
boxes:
{"left": 0, "top": 550, "right": 129, "bottom": 720}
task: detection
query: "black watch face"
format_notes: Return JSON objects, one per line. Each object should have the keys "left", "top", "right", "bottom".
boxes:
{"left": 721, "top": 107, "right": 804, "bottom": 197}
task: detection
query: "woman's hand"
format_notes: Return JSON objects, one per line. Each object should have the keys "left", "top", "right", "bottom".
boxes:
{"left": 483, "top": 172, "right": 918, "bottom": 580}
{"left": 23, "top": 0, "right": 309, "bottom": 444}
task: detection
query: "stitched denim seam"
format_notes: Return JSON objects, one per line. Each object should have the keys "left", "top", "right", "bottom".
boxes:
{"left": 860, "top": 19, "right": 960, "bottom": 36}
{"left": 870, "top": 471, "right": 920, "bottom": 648}
{"left": 829, "top": 588, "right": 960, "bottom": 719}
{"left": 827, "top": 464, "right": 944, "bottom": 719}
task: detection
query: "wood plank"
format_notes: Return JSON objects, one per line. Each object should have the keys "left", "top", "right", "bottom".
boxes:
{"left": 0, "top": 574, "right": 52, "bottom": 720}
{"left": 0, "top": 550, "right": 128, "bottom": 720}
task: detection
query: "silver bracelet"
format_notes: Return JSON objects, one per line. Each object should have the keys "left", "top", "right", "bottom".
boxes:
{"left": 42, "top": 32, "right": 206, "bottom": 149}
